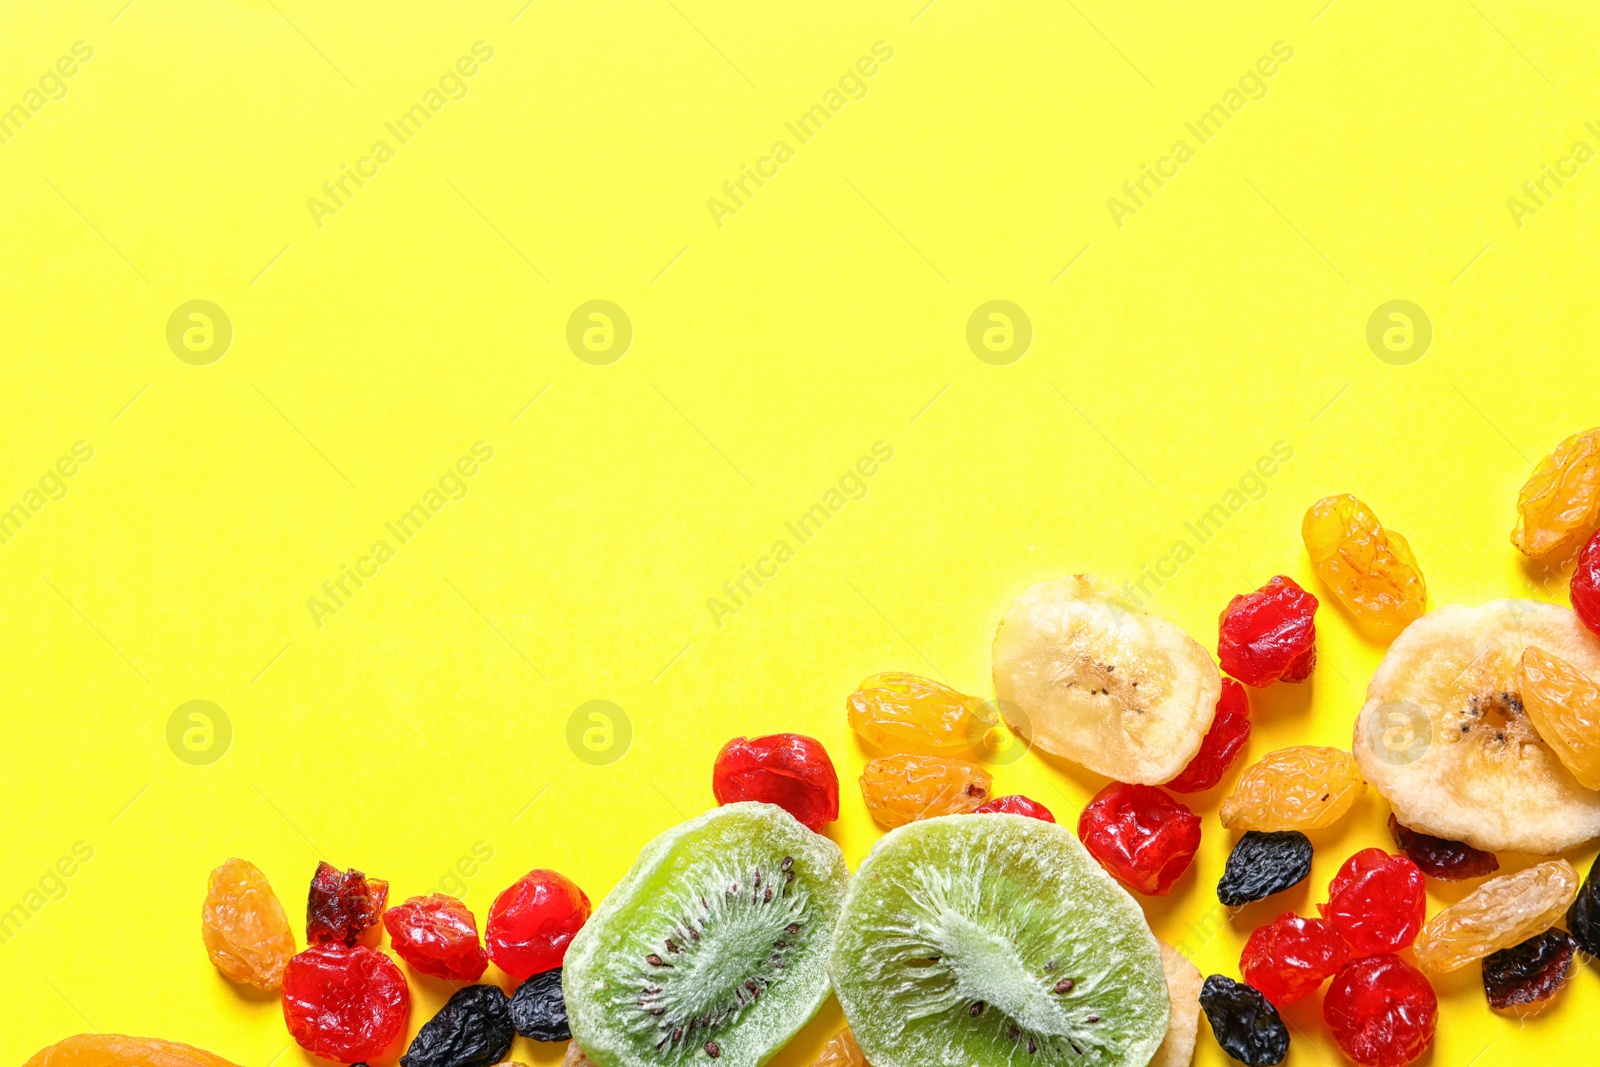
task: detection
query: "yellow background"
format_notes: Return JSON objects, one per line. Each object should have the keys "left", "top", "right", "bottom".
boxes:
{"left": 3, "top": 0, "right": 1599, "bottom": 1064}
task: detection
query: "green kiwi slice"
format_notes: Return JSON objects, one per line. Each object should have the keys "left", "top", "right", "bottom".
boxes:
{"left": 563, "top": 802, "right": 848, "bottom": 1067}
{"left": 830, "top": 813, "right": 1169, "bottom": 1067}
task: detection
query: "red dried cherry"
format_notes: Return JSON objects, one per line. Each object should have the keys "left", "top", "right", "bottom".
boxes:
{"left": 1076, "top": 782, "right": 1201, "bottom": 896}
{"left": 1318, "top": 849, "right": 1425, "bottom": 955}
{"left": 486, "top": 869, "right": 590, "bottom": 981}
{"left": 1166, "top": 679, "right": 1251, "bottom": 793}
{"left": 974, "top": 794, "right": 1056, "bottom": 822}
{"left": 382, "top": 894, "right": 488, "bottom": 982}
{"left": 282, "top": 943, "right": 410, "bottom": 1062}
{"left": 712, "top": 733, "right": 840, "bottom": 831}
{"left": 1218, "top": 576, "right": 1318, "bottom": 686}
{"left": 306, "top": 861, "right": 388, "bottom": 946}
{"left": 1573, "top": 528, "right": 1600, "bottom": 638}
{"left": 1323, "top": 954, "right": 1437, "bottom": 1067}
{"left": 1241, "top": 913, "right": 1349, "bottom": 1006}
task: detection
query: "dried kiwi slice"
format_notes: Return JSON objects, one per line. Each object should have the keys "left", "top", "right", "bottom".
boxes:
{"left": 830, "top": 813, "right": 1169, "bottom": 1067}
{"left": 563, "top": 803, "right": 847, "bottom": 1067}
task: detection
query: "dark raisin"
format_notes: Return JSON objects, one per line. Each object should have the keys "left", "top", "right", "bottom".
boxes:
{"left": 400, "top": 984, "right": 514, "bottom": 1067}
{"left": 1199, "top": 974, "right": 1290, "bottom": 1066}
{"left": 1482, "top": 929, "right": 1576, "bottom": 1013}
{"left": 1217, "top": 831, "right": 1312, "bottom": 907}
{"left": 1568, "top": 852, "right": 1600, "bottom": 956}
{"left": 509, "top": 967, "right": 570, "bottom": 1041}
{"left": 1387, "top": 815, "right": 1498, "bottom": 881}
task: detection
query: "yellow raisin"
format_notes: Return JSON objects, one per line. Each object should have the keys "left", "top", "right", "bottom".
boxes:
{"left": 202, "top": 857, "right": 296, "bottom": 990}
{"left": 859, "top": 753, "right": 992, "bottom": 829}
{"left": 1301, "top": 494, "right": 1426, "bottom": 636}
{"left": 1219, "top": 746, "right": 1365, "bottom": 831}
{"left": 1520, "top": 647, "right": 1600, "bottom": 789}
{"left": 812, "top": 1029, "right": 867, "bottom": 1067}
{"left": 1512, "top": 428, "right": 1600, "bottom": 559}
{"left": 847, "top": 672, "right": 997, "bottom": 756}
{"left": 1413, "top": 860, "right": 1579, "bottom": 975}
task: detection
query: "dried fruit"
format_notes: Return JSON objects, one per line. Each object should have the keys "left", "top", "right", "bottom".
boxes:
{"left": 1317, "top": 850, "right": 1425, "bottom": 955}
{"left": 1198, "top": 974, "right": 1288, "bottom": 1067}
{"left": 282, "top": 943, "right": 410, "bottom": 1063}
{"left": 1353, "top": 600, "right": 1600, "bottom": 853}
{"left": 509, "top": 968, "right": 569, "bottom": 1041}
{"left": 1078, "top": 782, "right": 1201, "bottom": 896}
{"left": 973, "top": 794, "right": 1056, "bottom": 821}
{"left": 1385, "top": 815, "right": 1497, "bottom": 881}
{"left": 1216, "top": 831, "right": 1312, "bottom": 907}
{"left": 991, "top": 574, "right": 1222, "bottom": 784}
{"left": 1512, "top": 426, "right": 1600, "bottom": 559}
{"left": 561, "top": 1047, "right": 595, "bottom": 1067}
{"left": 401, "top": 985, "right": 514, "bottom": 1067}
{"left": 306, "top": 861, "right": 388, "bottom": 947}
{"left": 1323, "top": 954, "right": 1436, "bottom": 1067}
{"left": 1520, "top": 646, "right": 1600, "bottom": 789}
{"left": 202, "top": 857, "right": 296, "bottom": 990}
{"left": 486, "top": 869, "right": 591, "bottom": 981}
{"left": 1412, "top": 860, "right": 1579, "bottom": 975}
{"left": 1240, "top": 914, "right": 1347, "bottom": 1006}
{"left": 1219, "top": 746, "right": 1364, "bottom": 832}
{"left": 24, "top": 1035, "right": 244, "bottom": 1067}
{"left": 1153, "top": 940, "right": 1203, "bottom": 1067}
{"left": 383, "top": 893, "right": 488, "bottom": 982}
{"left": 1573, "top": 528, "right": 1600, "bottom": 637}
{"left": 1567, "top": 852, "right": 1600, "bottom": 954}
{"left": 713, "top": 733, "right": 841, "bottom": 832}
{"left": 1301, "top": 495, "right": 1426, "bottom": 636}
{"left": 1166, "top": 679, "right": 1252, "bottom": 794}
{"left": 1217, "top": 577, "right": 1318, "bottom": 686}
{"left": 811, "top": 1029, "right": 865, "bottom": 1067}
{"left": 1482, "top": 929, "right": 1576, "bottom": 1014}
{"left": 859, "top": 753, "right": 991, "bottom": 829}
{"left": 846, "top": 671, "right": 997, "bottom": 755}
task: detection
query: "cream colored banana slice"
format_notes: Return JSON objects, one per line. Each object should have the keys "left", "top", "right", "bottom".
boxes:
{"left": 1353, "top": 599, "right": 1600, "bottom": 854}
{"left": 1152, "top": 939, "right": 1202, "bottom": 1067}
{"left": 992, "top": 576, "right": 1221, "bottom": 784}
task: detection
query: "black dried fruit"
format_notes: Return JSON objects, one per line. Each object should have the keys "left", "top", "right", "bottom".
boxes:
{"left": 1568, "top": 851, "right": 1600, "bottom": 956}
{"left": 400, "top": 984, "right": 514, "bottom": 1067}
{"left": 510, "top": 967, "right": 570, "bottom": 1041}
{"left": 1388, "top": 815, "right": 1498, "bottom": 881}
{"left": 1483, "top": 929, "right": 1576, "bottom": 1013}
{"left": 1199, "top": 974, "right": 1289, "bottom": 1067}
{"left": 1217, "top": 831, "right": 1312, "bottom": 907}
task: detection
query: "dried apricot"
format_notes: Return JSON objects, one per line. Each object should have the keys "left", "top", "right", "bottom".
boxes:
{"left": 24, "top": 1035, "right": 244, "bottom": 1067}
{"left": 1412, "top": 860, "right": 1579, "bottom": 975}
{"left": 859, "top": 753, "right": 991, "bottom": 828}
{"left": 1512, "top": 427, "right": 1600, "bottom": 559}
{"left": 1301, "top": 495, "right": 1426, "bottom": 636}
{"left": 1519, "top": 646, "right": 1600, "bottom": 789}
{"left": 846, "top": 671, "right": 996, "bottom": 755}
{"left": 202, "top": 857, "right": 296, "bottom": 990}
{"left": 1220, "top": 746, "right": 1364, "bottom": 832}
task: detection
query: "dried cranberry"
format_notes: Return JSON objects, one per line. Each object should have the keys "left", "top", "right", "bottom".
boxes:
{"left": 282, "top": 943, "right": 410, "bottom": 1063}
{"left": 1386, "top": 814, "right": 1498, "bottom": 881}
{"left": 1318, "top": 849, "right": 1425, "bottom": 955}
{"left": 973, "top": 794, "right": 1056, "bottom": 822}
{"left": 1323, "top": 954, "right": 1437, "bottom": 1067}
{"left": 712, "top": 734, "right": 840, "bottom": 831}
{"left": 307, "top": 862, "right": 388, "bottom": 946}
{"left": 1240, "top": 913, "right": 1348, "bottom": 1006}
{"left": 1573, "top": 528, "right": 1600, "bottom": 638}
{"left": 1482, "top": 929, "right": 1577, "bottom": 1013}
{"left": 485, "top": 869, "right": 590, "bottom": 981}
{"left": 1217, "top": 576, "right": 1318, "bottom": 686}
{"left": 1076, "top": 782, "right": 1201, "bottom": 896}
{"left": 1166, "top": 679, "right": 1251, "bottom": 793}
{"left": 382, "top": 894, "right": 488, "bottom": 982}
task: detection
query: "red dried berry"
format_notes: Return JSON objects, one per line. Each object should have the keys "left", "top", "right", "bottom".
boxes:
{"left": 282, "top": 943, "right": 410, "bottom": 1063}
{"left": 1573, "top": 528, "right": 1600, "bottom": 639}
{"left": 1240, "top": 913, "right": 1349, "bottom": 1006}
{"left": 307, "top": 862, "right": 388, "bottom": 947}
{"left": 486, "top": 870, "right": 590, "bottom": 981}
{"left": 712, "top": 733, "right": 840, "bottom": 832}
{"left": 973, "top": 795, "right": 1056, "bottom": 822}
{"left": 1387, "top": 814, "right": 1498, "bottom": 881}
{"left": 1318, "top": 849, "right": 1426, "bottom": 955}
{"left": 382, "top": 894, "right": 488, "bottom": 982}
{"left": 1218, "top": 576, "right": 1318, "bottom": 686}
{"left": 1076, "top": 782, "right": 1201, "bottom": 896}
{"left": 1323, "top": 954, "right": 1437, "bottom": 1067}
{"left": 1166, "top": 679, "right": 1252, "bottom": 793}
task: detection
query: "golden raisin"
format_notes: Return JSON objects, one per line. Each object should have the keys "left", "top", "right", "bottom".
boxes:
{"left": 1520, "top": 648, "right": 1600, "bottom": 789}
{"left": 202, "top": 858, "right": 296, "bottom": 990}
{"left": 1301, "top": 495, "right": 1426, "bottom": 636}
{"left": 859, "top": 753, "right": 992, "bottom": 828}
{"left": 1220, "top": 746, "right": 1365, "bottom": 832}
{"left": 25, "top": 1035, "right": 243, "bottom": 1067}
{"left": 847, "top": 672, "right": 996, "bottom": 755}
{"left": 560, "top": 1046, "right": 595, "bottom": 1067}
{"left": 812, "top": 1029, "right": 866, "bottom": 1067}
{"left": 1512, "top": 428, "right": 1600, "bottom": 559}
{"left": 1412, "top": 860, "right": 1579, "bottom": 975}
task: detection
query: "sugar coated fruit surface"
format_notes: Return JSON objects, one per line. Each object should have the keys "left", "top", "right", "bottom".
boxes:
{"left": 1220, "top": 746, "right": 1364, "bottom": 832}
{"left": 382, "top": 893, "right": 488, "bottom": 982}
{"left": 846, "top": 672, "right": 997, "bottom": 755}
{"left": 713, "top": 733, "right": 840, "bottom": 831}
{"left": 202, "top": 857, "right": 296, "bottom": 990}
{"left": 1078, "top": 782, "right": 1201, "bottom": 895}
{"left": 1519, "top": 646, "right": 1600, "bottom": 789}
{"left": 1412, "top": 860, "right": 1579, "bottom": 975}
{"left": 1166, "top": 679, "right": 1251, "bottom": 794}
{"left": 306, "top": 862, "right": 388, "bottom": 946}
{"left": 1511, "top": 427, "right": 1600, "bottom": 559}
{"left": 281, "top": 943, "right": 410, "bottom": 1062}
{"left": 1241, "top": 914, "right": 1348, "bottom": 1006}
{"left": 1323, "top": 954, "right": 1436, "bottom": 1067}
{"left": 24, "top": 1035, "right": 245, "bottom": 1067}
{"left": 859, "top": 752, "right": 991, "bottom": 828}
{"left": 1301, "top": 495, "right": 1426, "bottom": 636}
{"left": 486, "top": 869, "right": 591, "bottom": 981}
{"left": 1217, "top": 576, "right": 1318, "bottom": 686}
{"left": 1318, "top": 849, "right": 1426, "bottom": 955}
